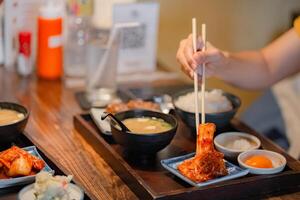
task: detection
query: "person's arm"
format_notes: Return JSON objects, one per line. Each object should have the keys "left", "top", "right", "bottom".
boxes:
{"left": 176, "top": 28, "right": 300, "bottom": 90}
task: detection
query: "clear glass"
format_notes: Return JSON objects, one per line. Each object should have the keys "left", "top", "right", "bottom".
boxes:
{"left": 85, "top": 28, "right": 119, "bottom": 107}
{"left": 64, "top": 16, "right": 90, "bottom": 85}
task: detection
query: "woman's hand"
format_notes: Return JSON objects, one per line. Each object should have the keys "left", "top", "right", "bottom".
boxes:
{"left": 176, "top": 34, "right": 229, "bottom": 79}
{"left": 177, "top": 29, "right": 300, "bottom": 90}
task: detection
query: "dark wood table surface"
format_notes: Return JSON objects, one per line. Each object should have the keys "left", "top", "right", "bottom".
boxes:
{"left": 1, "top": 67, "right": 300, "bottom": 200}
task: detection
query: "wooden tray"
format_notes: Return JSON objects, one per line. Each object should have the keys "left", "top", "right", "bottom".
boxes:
{"left": 0, "top": 134, "right": 91, "bottom": 200}
{"left": 74, "top": 113, "right": 300, "bottom": 200}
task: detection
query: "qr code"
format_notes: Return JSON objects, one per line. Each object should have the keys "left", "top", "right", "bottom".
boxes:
{"left": 121, "top": 24, "right": 146, "bottom": 49}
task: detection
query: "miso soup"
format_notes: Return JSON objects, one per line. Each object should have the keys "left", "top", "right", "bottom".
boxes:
{"left": 122, "top": 117, "right": 172, "bottom": 134}
{"left": 0, "top": 109, "right": 25, "bottom": 126}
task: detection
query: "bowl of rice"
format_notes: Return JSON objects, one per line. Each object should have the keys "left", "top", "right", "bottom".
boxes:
{"left": 172, "top": 89, "right": 241, "bottom": 132}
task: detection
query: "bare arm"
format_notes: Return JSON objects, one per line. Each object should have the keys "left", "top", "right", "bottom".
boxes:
{"left": 176, "top": 28, "right": 300, "bottom": 90}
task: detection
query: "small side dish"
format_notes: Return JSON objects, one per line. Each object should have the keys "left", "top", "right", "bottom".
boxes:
{"left": 178, "top": 123, "right": 228, "bottom": 182}
{"left": 0, "top": 146, "right": 53, "bottom": 189}
{"left": 0, "top": 146, "right": 45, "bottom": 179}
{"left": 161, "top": 152, "right": 249, "bottom": 187}
{"left": 214, "top": 132, "right": 261, "bottom": 160}
{"left": 238, "top": 150, "right": 286, "bottom": 174}
{"left": 18, "top": 171, "right": 84, "bottom": 200}
{"left": 161, "top": 124, "right": 249, "bottom": 187}
{"left": 34, "top": 172, "right": 73, "bottom": 199}
{"left": 106, "top": 99, "right": 160, "bottom": 114}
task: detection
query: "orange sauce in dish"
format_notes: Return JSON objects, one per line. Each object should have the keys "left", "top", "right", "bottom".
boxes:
{"left": 245, "top": 155, "right": 273, "bottom": 168}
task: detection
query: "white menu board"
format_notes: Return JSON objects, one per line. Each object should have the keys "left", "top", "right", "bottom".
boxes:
{"left": 113, "top": 2, "right": 159, "bottom": 74}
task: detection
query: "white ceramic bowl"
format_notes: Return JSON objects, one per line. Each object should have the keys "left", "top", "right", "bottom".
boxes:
{"left": 214, "top": 132, "right": 261, "bottom": 160}
{"left": 238, "top": 149, "right": 287, "bottom": 175}
{"left": 18, "top": 183, "right": 84, "bottom": 200}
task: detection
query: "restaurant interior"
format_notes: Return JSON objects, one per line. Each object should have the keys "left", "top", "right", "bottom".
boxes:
{"left": 1, "top": 0, "right": 300, "bottom": 200}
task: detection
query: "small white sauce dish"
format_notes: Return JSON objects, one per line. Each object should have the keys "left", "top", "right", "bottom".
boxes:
{"left": 214, "top": 132, "right": 261, "bottom": 160}
{"left": 18, "top": 183, "right": 84, "bottom": 200}
{"left": 238, "top": 149, "right": 287, "bottom": 175}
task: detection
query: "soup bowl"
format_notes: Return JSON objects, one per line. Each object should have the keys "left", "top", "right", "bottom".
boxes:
{"left": 0, "top": 102, "right": 29, "bottom": 145}
{"left": 172, "top": 88, "right": 241, "bottom": 133}
{"left": 110, "top": 109, "right": 178, "bottom": 155}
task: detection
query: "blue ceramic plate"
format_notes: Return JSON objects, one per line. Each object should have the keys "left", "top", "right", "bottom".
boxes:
{"left": 161, "top": 152, "right": 249, "bottom": 187}
{"left": 0, "top": 146, "right": 54, "bottom": 188}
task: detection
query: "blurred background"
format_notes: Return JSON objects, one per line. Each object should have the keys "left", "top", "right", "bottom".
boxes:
{"left": 2, "top": 0, "right": 300, "bottom": 112}
{"left": 155, "top": 0, "right": 300, "bottom": 113}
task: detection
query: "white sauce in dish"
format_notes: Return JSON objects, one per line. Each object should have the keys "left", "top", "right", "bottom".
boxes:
{"left": 225, "top": 138, "right": 254, "bottom": 151}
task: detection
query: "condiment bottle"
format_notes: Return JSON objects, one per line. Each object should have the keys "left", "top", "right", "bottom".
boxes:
{"left": 37, "top": 0, "right": 63, "bottom": 80}
{"left": 17, "top": 31, "right": 32, "bottom": 76}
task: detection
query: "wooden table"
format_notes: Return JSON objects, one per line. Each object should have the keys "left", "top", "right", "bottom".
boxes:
{"left": 1, "top": 67, "right": 300, "bottom": 200}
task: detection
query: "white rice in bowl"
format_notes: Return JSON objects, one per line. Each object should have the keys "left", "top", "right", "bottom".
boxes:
{"left": 174, "top": 89, "right": 233, "bottom": 114}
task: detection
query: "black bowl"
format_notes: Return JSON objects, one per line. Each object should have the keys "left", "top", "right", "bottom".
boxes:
{"left": 172, "top": 89, "right": 241, "bottom": 132}
{"left": 110, "top": 109, "right": 178, "bottom": 155}
{"left": 0, "top": 102, "right": 29, "bottom": 145}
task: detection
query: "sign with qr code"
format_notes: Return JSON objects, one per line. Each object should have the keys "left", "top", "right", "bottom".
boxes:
{"left": 113, "top": 2, "right": 159, "bottom": 74}
{"left": 120, "top": 24, "right": 146, "bottom": 49}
